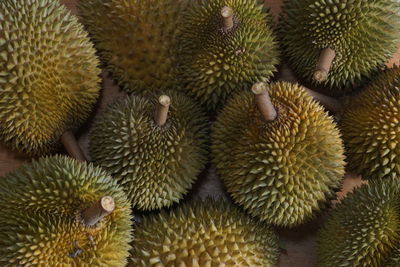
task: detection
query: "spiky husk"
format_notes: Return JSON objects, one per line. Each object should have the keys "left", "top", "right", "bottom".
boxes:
{"left": 79, "top": 0, "right": 188, "bottom": 94}
{"left": 177, "top": 0, "right": 279, "bottom": 112}
{"left": 279, "top": 0, "right": 400, "bottom": 94}
{"left": 0, "top": 156, "right": 132, "bottom": 267}
{"left": 386, "top": 247, "right": 400, "bottom": 267}
{"left": 0, "top": 0, "right": 101, "bottom": 156}
{"left": 129, "top": 200, "right": 279, "bottom": 266}
{"left": 212, "top": 82, "right": 345, "bottom": 227}
{"left": 318, "top": 179, "right": 400, "bottom": 267}
{"left": 340, "top": 67, "right": 400, "bottom": 180}
{"left": 89, "top": 90, "right": 209, "bottom": 211}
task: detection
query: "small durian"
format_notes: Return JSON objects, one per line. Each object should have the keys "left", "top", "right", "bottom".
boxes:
{"left": 79, "top": 0, "right": 189, "bottom": 93}
{"left": 129, "top": 200, "right": 279, "bottom": 266}
{"left": 279, "top": 0, "right": 400, "bottom": 94}
{"left": 212, "top": 82, "right": 345, "bottom": 227}
{"left": 89, "top": 91, "right": 209, "bottom": 211}
{"left": 0, "top": 0, "right": 101, "bottom": 158}
{"left": 177, "top": 0, "right": 279, "bottom": 112}
{"left": 0, "top": 156, "right": 132, "bottom": 267}
{"left": 340, "top": 67, "right": 400, "bottom": 180}
{"left": 317, "top": 178, "right": 400, "bottom": 267}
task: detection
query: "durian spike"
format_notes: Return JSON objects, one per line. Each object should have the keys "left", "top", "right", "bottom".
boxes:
{"left": 305, "top": 88, "right": 343, "bottom": 113}
{"left": 314, "top": 48, "right": 336, "bottom": 82}
{"left": 252, "top": 82, "right": 277, "bottom": 121}
{"left": 81, "top": 196, "right": 115, "bottom": 226}
{"left": 155, "top": 95, "right": 171, "bottom": 126}
{"left": 221, "top": 6, "right": 234, "bottom": 31}
{"left": 61, "top": 131, "right": 87, "bottom": 162}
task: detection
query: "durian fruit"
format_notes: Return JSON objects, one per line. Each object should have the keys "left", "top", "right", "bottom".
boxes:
{"left": 89, "top": 90, "right": 209, "bottom": 211}
{"left": 340, "top": 67, "right": 400, "bottom": 180}
{"left": 176, "top": 0, "right": 279, "bottom": 112}
{"left": 386, "top": 248, "right": 400, "bottom": 267}
{"left": 212, "top": 82, "right": 345, "bottom": 227}
{"left": 79, "top": 0, "right": 189, "bottom": 93}
{"left": 0, "top": 156, "right": 133, "bottom": 266}
{"left": 317, "top": 178, "right": 400, "bottom": 267}
{"left": 0, "top": 0, "right": 101, "bottom": 157}
{"left": 129, "top": 200, "right": 279, "bottom": 266}
{"left": 279, "top": 0, "right": 400, "bottom": 94}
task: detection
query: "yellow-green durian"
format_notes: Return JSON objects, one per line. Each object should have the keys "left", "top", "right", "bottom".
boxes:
{"left": 89, "top": 90, "right": 209, "bottom": 211}
{"left": 318, "top": 178, "right": 400, "bottom": 267}
{"left": 340, "top": 67, "right": 400, "bottom": 180}
{"left": 0, "top": 156, "right": 132, "bottom": 267}
{"left": 176, "top": 0, "right": 279, "bottom": 112}
{"left": 129, "top": 200, "right": 279, "bottom": 266}
{"left": 279, "top": 0, "right": 400, "bottom": 95}
{"left": 212, "top": 81, "right": 345, "bottom": 227}
{"left": 79, "top": 0, "right": 188, "bottom": 93}
{"left": 0, "top": 0, "right": 101, "bottom": 156}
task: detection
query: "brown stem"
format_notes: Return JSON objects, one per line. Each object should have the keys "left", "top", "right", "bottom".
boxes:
{"left": 61, "top": 131, "right": 87, "bottom": 162}
{"left": 305, "top": 88, "right": 343, "bottom": 114}
{"left": 314, "top": 48, "right": 336, "bottom": 82}
{"left": 252, "top": 82, "right": 277, "bottom": 121}
{"left": 221, "top": 6, "right": 234, "bottom": 31}
{"left": 81, "top": 196, "right": 115, "bottom": 226}
{"left": 154, "top": 95, "right": 171, "bottom": 126}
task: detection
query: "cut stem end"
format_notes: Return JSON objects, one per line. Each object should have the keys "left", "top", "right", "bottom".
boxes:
{"left": 221, "top": 6, "right": 234, "bottom": 31}
{"left": 252, "top": 82, "right": 277, "bottom": 122}
{"left": 61, "top": 131, "right": 87, "bottom": 162}
{"left": 314, "top": 48, "right": 336, "bottom": 82}
{"left": 155, "top": 95, "right": 171, "bottom": 126}
{"left": 81, "top": 196, "right": 115, "bottom": 226}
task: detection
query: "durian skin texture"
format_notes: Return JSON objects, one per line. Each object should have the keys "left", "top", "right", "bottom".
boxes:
{"left": 340, "top": 67, "right": 400, "bottom": 180}
{"left": 0, "top": 156, "right": 133, "bottom": 267}
{"left": 89, "top": 90, "right": 209, "bottom": 211}
{"left": 177, "top": 0, "right": 279, "bottom": 112}
{"left": 279, "top": 0, "right": 400, "bottom": 94}
{"left": 129, "top": 200, "right": 279, "bottom": 266}
{"left": 212, "top": 82, "right": 345, "bottom": 227}
{"left": 79, "top": 0, "right": 188, "bottom": 94}
{"left": 0, "top": 0, "right": 101, "bottom": 156}
{"left": 318, "top": 179, "right": 400, "bottom": 267}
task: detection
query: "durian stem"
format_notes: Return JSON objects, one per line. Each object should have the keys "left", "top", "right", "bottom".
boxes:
{"left": 221, "top": 6, "right": 234, "bottom": 31}
{"left": 305, "top": 88, "right": 343, "bottom": 113}
{"left": 154, "top": 95, "right": 171, "bottom": 126}
{"left": 314, "top": 48, "right": 336, "bottom": 82}
{"left": 252, "top": 82, "right": 277, "bottom": 121}
{"left": 81, "top": 196, "right": 115, "bottom": 226}
{"left": 61, "top": 131, "right": 87, "bottom": 162}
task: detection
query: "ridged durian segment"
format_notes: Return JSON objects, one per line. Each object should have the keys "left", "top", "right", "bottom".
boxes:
{"left": 318, "top": 179, "right": 400, "bottom": 267}
{"left": 340, "top": 67, "right": 400, "bottom": 180}
{"left": 79, "top": 0, "right": 188, "bottom": 93}
{"left": 212, "top": 82, "right": 345, "bottom": 227}
{"left": 279, "top": 0, "right": 400, "bottom": 94}
{"left": 0, "top": 0, "right": 101, "bottom": 156}
{"left": 89, "top": 90, "right": 209, "bottom": 211}
{"left": 177, "top": 0, "right": 279, "bottom": 112}
{"left": 0, "top": 156, "right": 132, "bottom": 267}
{"left": 129, "top": 200, "right": 279, "bottom": 266}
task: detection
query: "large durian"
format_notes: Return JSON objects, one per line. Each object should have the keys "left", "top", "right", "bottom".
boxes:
{"left": 0, "top": 0, "right": 101, "bottom": 157}
{"left": 0, "top": 156, "right": 132, "bottom": 266}
{"left": 212, "top": 82, "right": 345, "bottom": 227}
{"left": 340, "top": 67, "right": 400, "bottom": 180}
{"left": 279, "top": 0, "right": 400, "bottom": 94}
{"left": 89, "top": 90, "right": 209, "bottom": 211}
{"left": 129, "top": 200, "right": 279, "bottom": 266}
{"left": 318, "top": 178, "right": 400, "bottom": 267}
{"left": 177, "top": 0, "right": 279, "bottom": 112}
{"left": 79, "top": 0, "right": 188, "bottom": 93}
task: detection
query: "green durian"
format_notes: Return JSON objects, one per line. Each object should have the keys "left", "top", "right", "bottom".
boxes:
{"left": 318, "top": 178, "right": 400, "bottom": 267}
{"left": 89, "top": 90, "right": 209, "bottom": 211}
{"left": 79, "top": 0, "right": 188, "bottom": 93}
{"left": 340, "top": 67, "right": 400, "bottom": 180}
{"left": 176, "top": 0, "right": 279, "bottom": 112}
{"left": 212, "top": 81, "right": 345, "bottom": 227}
{"left": 129, "top": 200, "right": 279, "bottom": 266}
{"left": 0, "top": 156, "right": 132, "bottom": 267}
{"left": 279, "top": 0, "right": 400, "bottom": 95}
{"left": 0, "top": 0, "right": 101, "bottom": 156}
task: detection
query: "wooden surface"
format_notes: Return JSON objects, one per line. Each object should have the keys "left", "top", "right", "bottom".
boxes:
{"left": 0, "top": 1, "right": 399, "bottom": 266}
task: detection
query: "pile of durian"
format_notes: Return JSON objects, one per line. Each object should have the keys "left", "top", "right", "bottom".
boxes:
{"left": 0, "top": 0, "right": 399, "bottom": 266}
